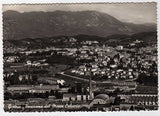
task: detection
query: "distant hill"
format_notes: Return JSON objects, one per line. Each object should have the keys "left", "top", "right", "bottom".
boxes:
{"left": 105, "top": 31, "right": 157, "bottom": 46}
{"left": 3, "top": 31, "right": 157, "bottom": 50}
{"left": 3, "top": 10, "right": 156, "bottom": 40}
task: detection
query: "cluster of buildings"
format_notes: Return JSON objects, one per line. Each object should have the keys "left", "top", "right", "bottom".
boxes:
{"left": 71, "top": 64, "right": 138, "bottom": 80}
{"left": 25, "top": 60, "right": 49, "bottom": 67}
{"left": 6, "top": 85, "right": 60, "bottom": 94}
{"left": 4, "top": 92, "right": 158, "bottom": 111}
{"left": 4, "top": 56, "right": 20, "bottom": 63}
{"left": 3, "top": 37, "right": 158, "bottom": 111}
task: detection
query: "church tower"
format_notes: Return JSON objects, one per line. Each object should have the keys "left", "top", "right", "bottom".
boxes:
{"left": 89, "top": 76, "right": 93, "bottom": 99}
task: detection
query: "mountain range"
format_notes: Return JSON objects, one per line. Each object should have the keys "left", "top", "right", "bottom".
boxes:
{"left": 3, "top": 10, "right": 156, "bottom": 40}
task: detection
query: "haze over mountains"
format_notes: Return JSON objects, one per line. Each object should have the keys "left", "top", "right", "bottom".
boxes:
{"left": 3, "top": 10, "right": 156, "bottom": 40}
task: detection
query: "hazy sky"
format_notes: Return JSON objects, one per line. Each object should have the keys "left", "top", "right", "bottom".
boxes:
{"left": 3, "top": 3, "right": 157, "bottom": 24}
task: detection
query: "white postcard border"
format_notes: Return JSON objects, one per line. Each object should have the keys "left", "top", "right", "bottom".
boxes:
{"left": 0, "top": 0, "right": 159, "bottom": 116}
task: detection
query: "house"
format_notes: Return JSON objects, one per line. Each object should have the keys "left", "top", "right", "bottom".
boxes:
{"left": 128, "top": 94, "right": 158, "bottom": 106}
{"left": 116, "top": 45, "right": 123, "bottom": 50}
{"left": 63, "top": 94, "right": 77, "bottom": 101}
{"left": 29, "top": 85, "right": 59, "bottom": 93}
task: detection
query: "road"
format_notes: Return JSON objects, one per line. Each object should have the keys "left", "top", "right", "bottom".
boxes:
{"left": 59, "top": 72, "right": 136, "bottom": 85}
{"left": 59, "top": 72, "right": 96, "bottom": 84}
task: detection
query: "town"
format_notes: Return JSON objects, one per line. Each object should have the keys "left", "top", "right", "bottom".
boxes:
{"left": 3, "top": 35, "right": 158, "bottom": 111}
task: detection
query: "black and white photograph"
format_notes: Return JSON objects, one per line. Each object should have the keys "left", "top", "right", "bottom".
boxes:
{"left": 2, "top": 3, "right": 158, "bottom": 112}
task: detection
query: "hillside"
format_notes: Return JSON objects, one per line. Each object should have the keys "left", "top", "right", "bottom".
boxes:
{"left": 3, "top": 10, "right": 156, "bottom": 40}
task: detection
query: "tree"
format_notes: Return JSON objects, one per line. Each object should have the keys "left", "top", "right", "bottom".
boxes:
{"left": 114, "top": 96, "right": 121, "bottom": 105}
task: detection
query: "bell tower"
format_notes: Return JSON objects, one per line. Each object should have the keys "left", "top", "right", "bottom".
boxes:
{"left": 89, "top": 75, "right": 93, "bottom": 99}
{"left": 85, "top": 64, "right": 93, "bottom": 100}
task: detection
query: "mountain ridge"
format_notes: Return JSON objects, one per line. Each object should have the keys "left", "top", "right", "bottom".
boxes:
{"left": 3, "top": 10, "right": 156, "bottom": 40}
